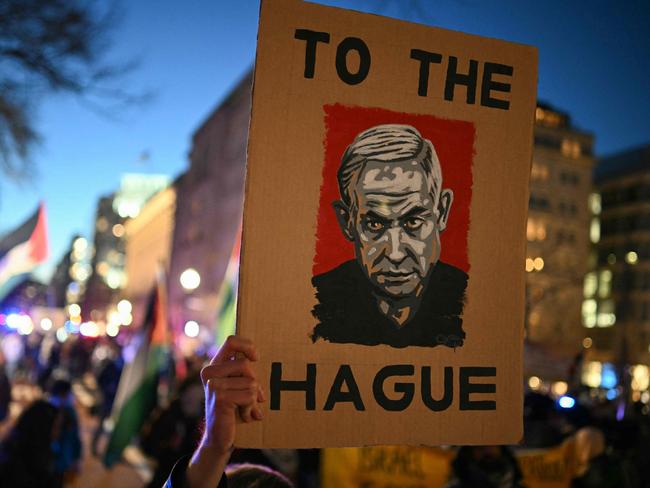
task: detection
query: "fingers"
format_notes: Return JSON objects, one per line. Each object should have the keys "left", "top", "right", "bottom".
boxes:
{"left": 211, "top": 335, "right": 258, "bottom": 365}
{"left": 201, "top": 358, "right": 255, "bottom": 384}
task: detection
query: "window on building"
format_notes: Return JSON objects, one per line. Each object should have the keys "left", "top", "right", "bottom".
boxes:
{"left": 530, "top": 195, "right": 550, "bottom": 211}
{"left": 561, "top": 139, "right": 582, "bottom": 159}
{"left": 597, "top": 300, "right": 616, "bottom": 327}
{"left": 590, "top": 218, "right": 600, "bottom": 244}
{"left": 584, "top": 272, "right": 598, "bottom": 298}
{"left": 588, "top": 193, "right": 601, "bottom": 215}
{"left": 526, "top": 219, "right": 547, "bottom": 241}
{"left": 598, "top": 270, "right": 613, "bottom": 298}
{"left": 530, "top": 162, "right": 549, "bottom": 181}
{"left": 582, "top": 299, "right": 597, "bottom": 328}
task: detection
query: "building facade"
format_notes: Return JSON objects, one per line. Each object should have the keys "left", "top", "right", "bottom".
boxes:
{"left": 168, "top": 72, "right": 251, "bottom": 345}
{"left": 586, "top": 144, "right": 650, "bottom": 371}
{"left": 123, "top": 184, "right": 177, "bottom": 327}
{"left": 525, "top": 103, "right": 595, "bottom": 364}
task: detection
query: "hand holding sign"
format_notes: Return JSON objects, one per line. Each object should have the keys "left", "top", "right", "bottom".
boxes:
{"left": 186, "top": 335, "right": 265, "bottom": 488}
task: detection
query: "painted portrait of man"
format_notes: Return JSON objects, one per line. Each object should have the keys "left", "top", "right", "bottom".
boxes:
{"left": 311, "top": 124, "right": 468, "bottom": 348}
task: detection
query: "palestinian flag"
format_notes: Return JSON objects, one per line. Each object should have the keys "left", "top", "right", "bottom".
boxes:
{"left": 215, "top": 230, "right": 241, "bottom": 348}
{"left": 0, "top": 203, "right": 48, "bottom": 301}
{"left": 103, "top": 275, "right": 170, "bottom": 467}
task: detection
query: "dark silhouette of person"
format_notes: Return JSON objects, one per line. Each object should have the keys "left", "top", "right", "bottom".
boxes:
{"left": 312, "top": 124, "right": 467, "bottom": 348}
{"left": 0, "top": 400, "right": 59, "bottom": 488}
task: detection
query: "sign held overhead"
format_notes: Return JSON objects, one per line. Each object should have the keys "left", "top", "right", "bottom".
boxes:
{"left": 236, "top": 0, "right": 537, "bottom": 448}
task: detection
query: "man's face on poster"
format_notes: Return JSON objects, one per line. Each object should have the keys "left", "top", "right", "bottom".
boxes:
{"left": 335, "top": 159, "right": 452, "bottom": 299}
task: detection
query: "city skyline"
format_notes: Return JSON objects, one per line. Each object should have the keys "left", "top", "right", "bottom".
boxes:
{"left": 1, "top": 0, "right": 648, "bottom": 281}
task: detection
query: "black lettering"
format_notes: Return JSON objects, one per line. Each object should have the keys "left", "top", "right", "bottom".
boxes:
{"left": 445, "top": 56, "right": 478, "bottom": 104}
{"left": 335, "top": 37, "right": 371, "bottom": 85}
{"left": 373, "top": 364, "right": 414, "bottom": 411}
{"left": 294, "top": 29, "right": 330, "bottom": 79}
{"left": 410, "top": 49, "right": 442, "bottom": 96}
{"left": 421, "top": 366, "right": 453, "bottom": 411}
{"left": 481, "top": 62, "right": 513, "bottom": 110}
{"left": 459, "top": 367, "right": 496, "bottom": 410}
{"left": 270, "top": 362, "right": 316, "bottom": 410}
{"left": 324, "top": 364, "right": 365, "bottom": 410}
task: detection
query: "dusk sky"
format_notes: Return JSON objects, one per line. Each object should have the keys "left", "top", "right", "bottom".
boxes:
{"left": 1, "top": 0, "right": 648, "bottom": 281}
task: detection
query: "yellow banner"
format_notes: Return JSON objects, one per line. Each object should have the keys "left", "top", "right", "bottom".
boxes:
{"left": 322, "top": 439, "right": 577, "bottom": 488}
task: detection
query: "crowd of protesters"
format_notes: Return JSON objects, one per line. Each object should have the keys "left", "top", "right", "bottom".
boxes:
{"left": 0, "top": 330, "right": 650, "bottom": 487}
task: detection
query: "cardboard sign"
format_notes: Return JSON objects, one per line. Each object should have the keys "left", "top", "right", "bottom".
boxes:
{"left": 237, "top": 0, "right": 537, "bottom": 447}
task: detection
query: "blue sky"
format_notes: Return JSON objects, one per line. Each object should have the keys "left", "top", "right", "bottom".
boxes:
{"left": 1, "top": 0, "right": 648, "bottom": 281}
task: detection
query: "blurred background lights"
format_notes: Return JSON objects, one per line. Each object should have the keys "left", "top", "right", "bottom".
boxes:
{"left": 552, "top": 381, "right": 568, "bottom": 396}
{"left": 625, "top": 251, "right": 638, "bottom": 265}
{"left": 106, "top": 322, "right": 120, "bottom": 337}
{"left": 528, "top": 376, "right": 541, "bottom": 390}
{"left": 180, "top": 268, "right": 201, "bottom": 291}
{"left": 68, "top": 303, "right": 81, "bottom": 316}
{"left": 582, "top": 337, "right": 592, "bottom": 348}
{"left": 558, "top": 396, "right": 575, "bottom": 409}
{"left": 56, "top": 328, "right": 68, "bottom": 343}
{"left": 17, "top": 317, "right": 34, "bottom": 336}
{"left": 117, "top": 299, "right": 132, "bottom": 314}
{"left": 121, "top": 313, "right": 133, "bottom": 326}
{"left": 184, "top": 320, "right": 200, "bottom": 338}
{"left": 79, "top": 321, "right": 99, "bottom": 338}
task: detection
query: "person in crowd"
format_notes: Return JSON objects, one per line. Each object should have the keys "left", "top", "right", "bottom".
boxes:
{"left": 164, "top": 335, "right": 293, "bottom": 488}
{"left": 0, "top": 399, "right": 59, "bottom": 487}
{"left": 91, "top": 340, "right": 123, "bottom": 456}
{"left": 48, "top": 378, "right": 82, "bottom": 488}
{"left": 141, "top": 373, "right": 204, "bottom": 488}
{"left": 571, "top": 426, "right": 638, "bottom": 488}
{"left": 0, "top": 351, "right": 11, "bottom": 423}
{"left": 444, "top": 445, "right": 526, "bottom": 488}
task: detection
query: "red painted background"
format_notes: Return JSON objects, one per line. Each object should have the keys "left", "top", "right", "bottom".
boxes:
{"left": 312, "top": 104, "right": 474, "bottom": 276}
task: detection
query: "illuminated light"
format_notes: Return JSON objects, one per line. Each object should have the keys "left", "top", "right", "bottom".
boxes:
{"left": 552, "top": 381, "right": 568, "bottom": 396}
{"left": 582, "top": 337, "right": 592, "bottom": 349}
{"left": 68, "top": 304, "right": 81, "bottom": 316}
{"left": 121, "top": 313, "right": 133, "bottom": 326}
{"left": 582, "top": 361, "right": 602, "bottom": 388}
{"left": 596, "top": 313, "right": 616, "bottom": 327}
{"left": 117, "top": 299, "right": 132, "bottom": 314}
{"left": 625, "top": 251, "right": 638, "bottom": 265}
{"left": 0, "top": 314, "right": 5, "bottom": 325}
{"left": 528, "top": 376, "right": 541, "bottom": 390}
{"left": 184, "top": 320, "right": 200, "bottom": 338}
{"left": 180, "top": 268, "right": 201, "bottom": 291}
{"left": 533, "top": 257, "right": 544, "bottom": 271}
{"left": 558, "top": 396, "right": 575, "bottom": 409}
{"left": 40, "top": 318, "right": 53, "bottom": 331}
{"left": 606, "top": 389, "right": 617, "bottom": 401}
{"left": 112, "top": 224, "right": 125, "bottom": 238}
{"left": 56, "top": 328, "right": 68, "bottom": 343}
{"left": 525, "top": 258, "right": 533, "bottom": 272}
{"left": 70, "top": 315, "right": 82, "bottom": 326}
{"left": 632, "top": 365, "right": 649, "bottom": 391}
{"left": 108, "top": 311, "right": 121, "bottom": 326}
{"left": 607, "top": 254, "right": 616, "bottom": 265}
{"left": 67, "top": 282, "right": 80, "bottom": 294}
{"left": 6, "top": 313, "right": 21, "bottom": 329}
{"left": 106, "top": 270, "right": 122, "bottom": 289}
{"left": 106, "top": 322, "right": 120, "bottom": 337}
{"left": 73, "top": 237, "right": 88, "bottom": 254}
{"left": 17, "top": 316, "right": 34, "bottom": 336}
{"left": 588, "top": 193, "right": 601, "bottom": 215}
{"left": 590, "top": 218, "right": 600, "bottom": 244}
{"left": 79, "top": 321, "right": 100, "bottom": 338}
{"left": 601, "top": 364, "right": 617, "bottom": 389}
{"left": 641, "top": 391, "right": 650, "bottom": 404}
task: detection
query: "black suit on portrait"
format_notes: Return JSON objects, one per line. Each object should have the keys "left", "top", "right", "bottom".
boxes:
{"left": 311, "top": 259, "right": 468, "bottom": 348}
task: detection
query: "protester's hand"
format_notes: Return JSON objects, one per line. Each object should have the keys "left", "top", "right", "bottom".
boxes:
{"left": 187, "top": 335, "right": 265, "bottom": 488}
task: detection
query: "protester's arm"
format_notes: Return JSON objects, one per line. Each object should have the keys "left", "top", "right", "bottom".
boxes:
{"left": 182, "top": 335, "right": 265, "bottom": 488}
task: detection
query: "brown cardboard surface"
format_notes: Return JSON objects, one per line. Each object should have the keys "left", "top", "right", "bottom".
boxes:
{"left": 236, "top": 0, "right": 537, "bottom": 447}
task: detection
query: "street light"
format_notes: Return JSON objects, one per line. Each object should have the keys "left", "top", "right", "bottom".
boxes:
{"left": 180, "top": 268, "right": 201, "bottom": 291}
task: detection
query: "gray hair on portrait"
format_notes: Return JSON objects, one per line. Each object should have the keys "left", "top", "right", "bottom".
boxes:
{"left": 337, "top": 124, "right": 443, "bottom": 212}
